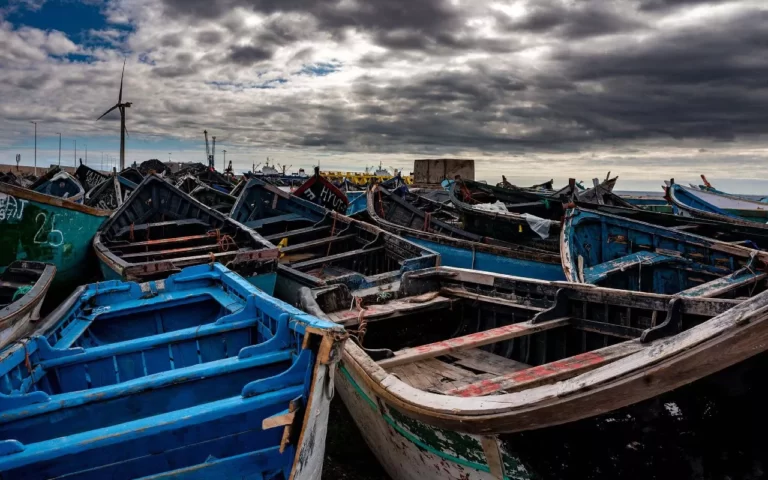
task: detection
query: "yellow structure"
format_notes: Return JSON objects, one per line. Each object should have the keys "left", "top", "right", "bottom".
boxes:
{"left": 319, "top": 170, "right": 413, "bottom": 186}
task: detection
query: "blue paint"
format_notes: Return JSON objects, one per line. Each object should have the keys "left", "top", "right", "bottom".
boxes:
{"left": 346, "top": 191, "right": 367, "bottom": 216}
{"left": 669, "top": 184, "right": 743, "bottom": 220}
{"left": 0, "top": 263, "right": 344, "bottom": 479}
{"left": 406, "top": 236, "right": 565, "bottom": 281}
{"left": 563, "top": 207, "right": 755, "bottom": 295}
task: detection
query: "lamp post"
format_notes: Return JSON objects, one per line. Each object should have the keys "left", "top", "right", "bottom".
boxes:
{"left": 74, "top": 140, "right": 77, "bottom": 167}
{"left": 168, "top": 152, "right": 171, "bottom": 162}
{"left": 57, "top": 132, "right": 61, "bottom": 166}
{"left": 223, "top": 150, "right": 227, "bottom": 172}
{"left": 29, "top": 121, "right": 37, "bottom": 176}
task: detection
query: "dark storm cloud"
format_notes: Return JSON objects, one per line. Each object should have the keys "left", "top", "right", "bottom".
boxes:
{"left": 501, "top": 1, "right": 647, "bottom": 38}
{"left": 228, "top": 45, "right": 273, "bottom": 64}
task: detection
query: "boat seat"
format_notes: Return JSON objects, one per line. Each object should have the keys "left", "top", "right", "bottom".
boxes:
{"left": 263, "top": 225, "right": 331, "bottom": 242}
{"left": 279, "top": 234, "right": 357, "bottom": 253}
{"left": 290, "top": 246, "right": 385, "bottom": 270}
{"left": 442, "top": 340, "right": 645, "bottom": 397}
{"left": 326, "top": 294, "right": 454, "bottom": 327}
{"left": 583, "top": 251, "right": 683, "bottom": 283}
{"left": 680, "top": 269, "right": 767, "bottom": 298}
{"left": 244, "top": 213, "right": 304, "bottom": 229}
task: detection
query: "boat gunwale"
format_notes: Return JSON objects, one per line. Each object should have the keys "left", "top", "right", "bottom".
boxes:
{"left": 667, "top": 182, "right": 768, "bottom": 228}
{"left": 0, "top": 263, "right": 56, "bottom": 330}
{"left": 0, "top": 182, "right": 112, "bottom": 216}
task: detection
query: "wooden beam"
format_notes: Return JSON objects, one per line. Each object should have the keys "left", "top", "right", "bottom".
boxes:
{"left": 444, "top": 340, "right": 644, "bottom": 397}
{"left": 439, "top": 287, "right": 546, "bottom": 313}
{"left": 279, "top": 234, "right": 356, "bottom": 253}
{"left": 377, "top": 317, "right": 570, "bottom": 369}
{"left": 290, "top": 246, "right": 384, "bottom": 270}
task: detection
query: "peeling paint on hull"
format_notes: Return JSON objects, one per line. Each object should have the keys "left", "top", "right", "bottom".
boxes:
{"left": 336, "top": 365, "right": 533, "bottom": 480}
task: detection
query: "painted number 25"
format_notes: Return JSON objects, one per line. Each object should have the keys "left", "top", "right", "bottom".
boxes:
{"left": 34, "top": 213, "right": 64, "bottom": 247}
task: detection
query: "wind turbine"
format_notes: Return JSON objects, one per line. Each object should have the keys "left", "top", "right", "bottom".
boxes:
{"left": 97, "top": 59, "right": 131, "bottom": 171}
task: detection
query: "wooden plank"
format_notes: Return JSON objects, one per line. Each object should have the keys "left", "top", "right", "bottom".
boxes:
{"left": 325, "top": 295, "right": 453, "bottom": 326}
{"left": 262, "top": 409, "right": 296, "bottom": 430}
{"left": 448, "top": 348, "right": 530, "bottom": 376}
{"left": 680, "top": 269, "right": 767, "bottom": 298}
{"left": 263, "top": 225, "right": 330, "bottom": 242}
{"left": 390, "top": 358, "right": 477, "bottom": 390}
{"left": 378, "top": 317, "right": 571, "bottom": 369}
{"left": 439, "top": 287, "right": 546, "bottom": 313}
{"left": 291, "top": 246, "right": 384, "bottom": 270}
{"left": 279, "top": 234, "right": 357, "bottom": 253}
{"left": 443, "top": 340, "right": 644, "bottom": 397}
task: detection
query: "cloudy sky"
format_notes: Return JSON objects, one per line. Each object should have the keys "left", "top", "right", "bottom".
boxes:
{"left": 1, "top": 0, "right": 768, "bottom": 191}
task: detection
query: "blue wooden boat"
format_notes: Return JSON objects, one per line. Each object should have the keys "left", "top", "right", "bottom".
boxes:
{"left": 33, "top": 171, "right": 85, "bottom": 203}
{"left": 190, "top": 183, "right": 236, "bottom": 213}
{"left": 0, "top": 263, "right": 346, "bottom": 479}
{"left": 368, "top": 185, "right": 565, "bottom": 280}
{"left": 666, "top": 181, "right": 768, "bottom": 226}
{"left": 93, "top": 175, "right": 279, "bottom": 293}
{"left": 561, "top": 206, "right": 768, "bottom": 296}
{"left": 229, "top": 178, "right": 438, "bottom": 303}
{"left": 0, "top": 181, "right": 111, "bottom": 289}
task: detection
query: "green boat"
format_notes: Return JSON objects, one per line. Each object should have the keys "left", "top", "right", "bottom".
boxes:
{"left": 0, "top": 182, "right": 111, "bottom": 289}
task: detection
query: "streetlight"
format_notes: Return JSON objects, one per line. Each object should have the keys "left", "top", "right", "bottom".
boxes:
{"left": 74, "top": 140, "right": 77, "bottom": 167}
{"left": 57, "top": 133, "right": 61, "bottom": 166}
{"left": 29, "top": 121, "right": 37, "bottom": 176}
{"left": 85, "top": 144, "right": 88, "bottom": 165}
{"left": 222, "top": 150, "right": 227, "bottom": 172}
{"left": 168, "top": 152, "right": 172, "bottom": 162}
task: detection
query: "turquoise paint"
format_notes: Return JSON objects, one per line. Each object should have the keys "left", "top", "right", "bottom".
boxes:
{"left": 406, "top": 236, "right": 566, "bottom": 281}
{"left": 244, "top": 271, "right": 277, "bottom": 296}
{"left": 0, "top": 190, "right": 108, "bottom": 287}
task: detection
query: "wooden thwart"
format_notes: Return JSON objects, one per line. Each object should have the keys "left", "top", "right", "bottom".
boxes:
{"left": 444, "top": 340, "right": 644, "bottom": 397}
{"left": 378, "top": 317, "right": 570, "bottom": 369}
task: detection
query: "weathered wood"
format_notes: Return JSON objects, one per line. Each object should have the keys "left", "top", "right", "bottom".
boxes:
{"left": 439, "top": 287, "right": 546, "bottom": 313}
{"left": 448, "top": 349, "right": 530, "bottom": 376}
{"left": 441, "top": 340, "right": 645, "bottom": 396}
{"left": 378, "top": 317, "right": 570, "bottom": 369}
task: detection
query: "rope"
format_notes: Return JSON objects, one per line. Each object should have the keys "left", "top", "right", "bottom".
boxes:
{"left": 23, "top": 339, "right": 32, "bottom": 375}
{"left": 207, "top": 229, "right": 238, "bottom": 252}
{"left": 326, "top": 214, "right": 338, "bottom": 257}
{"left": 377, "top": 189, "right": 385, "bottom": 218}
{"left": 348, "top": 297, "right": 368, "bottom": 346}
{"left": 12, "top": 285, "right": 32, "bottom": 301}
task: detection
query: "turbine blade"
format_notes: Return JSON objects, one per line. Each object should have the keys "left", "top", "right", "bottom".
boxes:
{"left": 97, "top": 104, "right": 120, "bottom": 120}
{"left": 119, "top": 58, "right": 126, "bottom": 103}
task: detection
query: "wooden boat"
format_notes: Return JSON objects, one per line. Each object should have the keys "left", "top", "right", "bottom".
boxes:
{"left": 0, "top": 261, "right": 55, "bottom": 350}
{"left": 0, "top": 181, "right": 111, "bottom": 288}
{"left": 93, "top": 175, "right": 279, "bottom": 293}
{"left": 84, "top": 173, "right": 138, "bottom": 211}
{"left": 118, "top": 167, "right": 145, "bottom": 185}
{"left": 496, "top": 175, "right": 554, "bottom": 191}
{"left": 620, "top": 194, "right": 673, "bottom": 213}
{"left": 572, "top": 203, "right": 768, "bottom": 250}
{"left": 368, "top": 185, "right": 565, "bottom": 280}
{"left": 293, "top": 167, "right": 349, "bottom": 213}
{"left": 229, "top": 177, "right": 438, "bottom": 303}
{"left": 32, "top": 171, "right": 85, "bottom": 203}
{"left": 0, "top": 263, "right": 346, "bottom": 479}
{"left": 561, "top": 206, "right": 768, "bottom": 296}
{"left": 190, "top": 183, "right": 236, "bottom": 213}
{"left": 666, "top": 180, "right": 768, "bottom": 226}
{"left": 74, "top": 162, "right": 108, "bottom": 192}
{"left": 298, "top": 266, "right": 768, "bottom": 480}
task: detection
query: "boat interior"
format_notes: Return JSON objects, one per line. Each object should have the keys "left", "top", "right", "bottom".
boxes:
{"left": 231, "top": 179, "right": 436, "bottom": 289}
{"left": 0, "top": 267, "right": 334, "bottom": 479}
{"left": 565, "top": 209, "right": 768, "bottom": 296}
{"left": 0, "top": 262, "right": 45, "bottom": 309}
{"left": 308, "top": 268, "right": 739, "bottom": 398}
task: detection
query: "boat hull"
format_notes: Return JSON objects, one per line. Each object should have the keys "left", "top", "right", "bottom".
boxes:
{"left": 0, "top": 183, "right": 110, "bottom": 287}
{"left": 338, "top": 353, "right": 768, "bottom": 480}
{"left": 404, "top": 236, "right": 565, "bottom": 281}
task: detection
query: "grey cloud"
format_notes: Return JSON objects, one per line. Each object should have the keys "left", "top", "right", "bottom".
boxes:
{"left": 197, "top": 30, "right": 223, "bottom": 45}
{"left": 228, "top": 45, "right": 272, "bottom": 64}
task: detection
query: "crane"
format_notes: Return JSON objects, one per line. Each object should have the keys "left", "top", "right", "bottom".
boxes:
{"left": 278, "top": 163, "right": 292, "bottom": 175}
{"left": 211, "top": 136, "right": 216, "bottom": 169}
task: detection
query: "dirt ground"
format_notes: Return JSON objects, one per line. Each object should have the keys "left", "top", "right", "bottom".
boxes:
{"left": 322, "top": 397, "right": 391, "bottom": 480}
